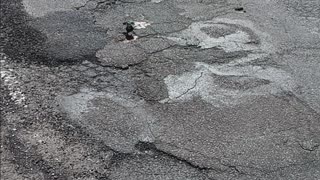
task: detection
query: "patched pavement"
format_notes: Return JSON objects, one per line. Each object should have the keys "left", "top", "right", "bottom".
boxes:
{"left": 1, "top": 0, "right": 320, "bottom": 179}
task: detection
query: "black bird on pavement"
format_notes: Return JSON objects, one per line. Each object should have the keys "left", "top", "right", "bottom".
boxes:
{"left": 123, "top": 21, "right": 135, "bottom": 34}
{"left": 123, "top": 21, "right": 136, "bottom": 40}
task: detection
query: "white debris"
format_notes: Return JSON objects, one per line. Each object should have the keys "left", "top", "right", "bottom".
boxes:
{"left": 123, "top": 35, "right": 139, "bottom": 43}
{"left": 133, "top": 21, "right": 151, "bottom": 29}
{"left": 0, "top": 53, "right": 26, "bottom": 105}
{"left": 151, "top": 0, "right": 164, "bottom": 3}
{"left": 0, "top": 66, "right": 26, "bottom": 105}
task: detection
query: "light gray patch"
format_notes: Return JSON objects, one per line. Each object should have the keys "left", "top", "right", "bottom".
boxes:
{"left": 162, "top": 18, "right": 287, "bottom": 106}
{"left": 167, "top": 22, "right": 255, "bottom": 52}
{"left": 162, "top": 54, "right": 296, "bottom": 107}
{"left": 162, "top": 70, "right": 204, "bottom": 102}
{"left": 57, "top": 89, "right": 104, "bottom": 119}
{"left": 167, "top": 18, "right": 275, "bottom": 53}
{"left": 58, "top": 90, "right": 158, "bottom": 153}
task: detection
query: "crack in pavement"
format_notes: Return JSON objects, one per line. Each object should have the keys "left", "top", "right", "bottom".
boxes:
{"left": 173, "top": 72, "right": 204, "bottom": 100}
{"left": 135, "top": 142, "right": 212, "bottom": 172}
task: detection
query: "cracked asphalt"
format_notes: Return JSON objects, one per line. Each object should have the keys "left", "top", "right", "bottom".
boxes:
{"left": 1, "top": 0, "right": 320, "bottom": 179}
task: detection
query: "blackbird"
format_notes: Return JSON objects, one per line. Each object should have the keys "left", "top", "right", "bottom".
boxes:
{"left": 123, "top": 22, "right": 134, "bottom": 34}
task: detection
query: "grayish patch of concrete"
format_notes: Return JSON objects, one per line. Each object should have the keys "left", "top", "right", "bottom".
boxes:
{"left": 162, "top": 18, "right": 291, "bottom": 107}
{"left": 162, "top": 54, "right": 296, "bottom": 107}
{"left": 57, "top": 88, "right": 103, "bottom": 119}
{"left": 58, "top": 88, "right": 158, "bottom": 153}
{"left": 167, "top": 18, "right": 275, "bottom": 53}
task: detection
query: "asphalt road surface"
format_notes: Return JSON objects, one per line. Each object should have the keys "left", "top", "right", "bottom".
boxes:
{"left": 1, "top": 0, "right": 320, "bottom": 179}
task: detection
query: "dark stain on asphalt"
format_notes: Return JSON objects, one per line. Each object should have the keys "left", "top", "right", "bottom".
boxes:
{"left": 1, "top": 0, "right": 46, "bottom": 63}
{"left": 1, "top": 0, "right": 109, "bottom": 66}
{"left": 30, "top": 11, "right": 109, "bottom": 62}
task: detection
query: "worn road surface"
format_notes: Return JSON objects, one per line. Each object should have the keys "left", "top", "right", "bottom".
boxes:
{"left": 1, "top": 0, "right": 320, "bottom": 179}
